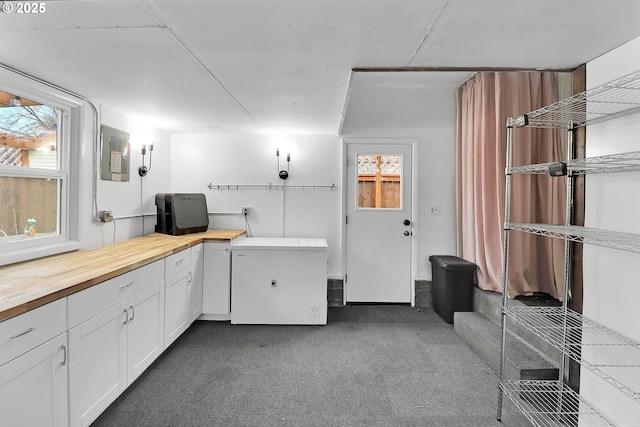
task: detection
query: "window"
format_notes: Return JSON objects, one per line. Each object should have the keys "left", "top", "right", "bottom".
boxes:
{"left": 357, "top": 154, "right": 402, "bottom": 209}
{"left": 0, "top": 72, "right": 81, "bottom": 265}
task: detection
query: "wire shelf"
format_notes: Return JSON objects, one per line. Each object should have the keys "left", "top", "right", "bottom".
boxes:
{"left": 513, "top": 70, "right": 640, "bottom": 128}
{"left": 508, "top": 151, "right": 640, "bottom": 175}
{"left": 508, "top": 223, "right": 640, "bottom": 253}
{"left": 504, "top": 307, "right": 640, "bottom": 403}
{"left": 500, "top": 380, "right": 617, "bottom": 426}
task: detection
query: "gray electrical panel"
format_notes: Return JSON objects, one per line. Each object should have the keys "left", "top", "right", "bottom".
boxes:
{"left": 100, "top": 125, "right": 130, "bottom": 182}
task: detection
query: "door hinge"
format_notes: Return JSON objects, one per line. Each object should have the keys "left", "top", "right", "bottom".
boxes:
{"left": 344, "top": 274, "right": 347, "bottom": 283}
{"left": 346, "top": 215, "right": 348, "bottom": 225}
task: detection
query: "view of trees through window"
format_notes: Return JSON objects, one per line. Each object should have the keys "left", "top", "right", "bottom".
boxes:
{"left": 0, "top": 90, "right": 60, "bottom": 239}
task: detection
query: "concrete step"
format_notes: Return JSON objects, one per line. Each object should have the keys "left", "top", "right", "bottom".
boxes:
{"left": 473, "top": 286, "right": 504, "bottom": 324}
{"left": 472, "top": 287, "right": 563, "bottom": 365}
{"left": 454, "top": 311, "right": 559, "bottom": 380}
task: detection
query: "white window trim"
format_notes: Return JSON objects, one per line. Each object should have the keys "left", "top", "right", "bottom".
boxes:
{"left": 0, "top": 67, "right": 83, "bottom": 266}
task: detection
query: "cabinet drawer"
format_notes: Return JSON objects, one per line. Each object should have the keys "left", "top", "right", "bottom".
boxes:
{"left": 68, "top": 260, "right": 163, "bottom": 328}
{"left": 0, "top": 298, "right": 66, "bottom": 366}
{"left": 165, "top": 248, "right": 190, "bottom": 278}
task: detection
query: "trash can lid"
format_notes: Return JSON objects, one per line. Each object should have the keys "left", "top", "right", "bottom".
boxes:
{"left": 429, "top": 255, "right": 477, "bottom": 270}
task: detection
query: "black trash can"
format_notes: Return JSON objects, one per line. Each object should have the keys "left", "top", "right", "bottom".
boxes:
{"left": 429, "top": 255, "right": 477, "bottom": 324}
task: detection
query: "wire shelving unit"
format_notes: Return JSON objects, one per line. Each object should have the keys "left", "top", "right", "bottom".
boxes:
{"left": 498, "top": 69, "right": 640, "bottom": 426}
{"left": 500, "top": 380, "right": 616, "bottom": 427}
{"left": 508, "top": 151, "right": 640, "bottom": 175}
{"left": 504, "top": 306, "right": 640, "bottom": 403}
{"left": 513, "top": 70, "right": 640, "bottom": 128}
{"left": 507, "top": 224, "right": 640, "bottom": 254}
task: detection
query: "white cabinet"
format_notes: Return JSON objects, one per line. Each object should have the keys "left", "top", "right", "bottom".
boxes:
{"left": 231, "top": 238, "right": 328, "bottom": 325}
{"left": 164, "top": 248, "right": 191, "bottom": 347}
{"left": 201, "top": 241, "right": 232, "bottom": 320}
{"left": 126, "top": 282, "right": 165, "bottom": 381}
{"left": 0, "top": 333, "right": 68, "bottom": 427}
{"left": 68, "top": 304, "right": 127, "bottom": 427}
{"left": 68, "top": 261, "right": 164, "bottom": 427}
{"left": 0, "top": 236, "right": 237, "bottom": 427}
{"left": 189, "top": 243, "right": 204, "bottom": 323}
{"left": 164, "top": 269, "right": 190, "bottom": 347}
{"left": 0, "top": 299, "right": 68, "bottom": 427}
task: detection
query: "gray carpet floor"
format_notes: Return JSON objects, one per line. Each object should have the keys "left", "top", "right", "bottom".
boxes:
{"left": 92, "top": 305, "right": 531, "bottom": 427}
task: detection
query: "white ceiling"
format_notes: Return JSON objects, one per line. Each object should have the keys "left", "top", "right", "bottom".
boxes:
{"left": 1, "top": 0, "right": 639, "bottom": 134}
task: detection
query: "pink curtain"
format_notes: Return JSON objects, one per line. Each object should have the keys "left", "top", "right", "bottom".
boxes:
{"left": 456, "top": 72, "right": 566, "bottom": 299}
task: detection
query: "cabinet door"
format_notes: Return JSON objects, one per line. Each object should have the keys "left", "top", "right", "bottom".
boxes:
{"left": 127, "top": 281, "right": 164, "bottom": 383}
{"left": 164, "top": 268, "right": 189, "bottom": 347}
{"left": 68, "top": 303, "right": 128, "bottom": 427}
{"left": 0, "top": 333, "right": 68, "bottom": 427}
{"left": 202, "top": 242, "right": 231, "bottom": 315}
{"left": 189, "top": 243, "right": 204, "bottom": 322}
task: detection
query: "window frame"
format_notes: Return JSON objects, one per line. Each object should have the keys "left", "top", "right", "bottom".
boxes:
{"left": 0, "top": 68, "right": 82, "bottom": 266}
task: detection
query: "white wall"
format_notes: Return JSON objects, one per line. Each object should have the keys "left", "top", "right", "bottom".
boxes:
{"left": 582, "top": 36, "right": 640, "bottom": 425}
{"left": 76, "top": 105, "right": 171, "bottom": 249}
{"left": 169, "top": 125, "right": 457, "bottom": 283}
{"left": 170, "top": 133, "right": 342, "bottom": 278}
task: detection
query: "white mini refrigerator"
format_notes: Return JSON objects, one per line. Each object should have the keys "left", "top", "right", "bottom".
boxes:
{"left": 231, "top": 237, "right": 328, "bottom": 325}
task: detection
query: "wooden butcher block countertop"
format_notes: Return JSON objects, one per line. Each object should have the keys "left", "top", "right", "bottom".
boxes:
{"left": 0, "top": 230, "right": 245, "bottom": 322}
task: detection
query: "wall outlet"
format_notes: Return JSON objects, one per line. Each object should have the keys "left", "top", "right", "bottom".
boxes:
{"left": 97, "top": 210, "right": 113, "bottom": 222}
{"left": 310, "top": 306, "right": 320, "bottom": 318}
{"left": 242, "top": 207, "right": 251, "bottom": 216}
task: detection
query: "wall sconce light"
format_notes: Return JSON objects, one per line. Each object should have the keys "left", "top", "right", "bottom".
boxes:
{"left": 276, "top": 148, "right": 290, "bottom": 180}
{"left": 9, "top": 96, "right": 21, "bottom": 107}
{"left": 138, "top": 143, "right": 153, "bottom": 177}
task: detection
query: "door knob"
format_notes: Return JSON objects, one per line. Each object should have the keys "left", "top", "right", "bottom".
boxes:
{"left": 404, "top": 230, "right": 410, "bottom": 236}
{"left": 403, "top": 219, "right": 411, "bottom": 226}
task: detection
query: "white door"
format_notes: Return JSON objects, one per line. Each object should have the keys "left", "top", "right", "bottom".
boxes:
{"left": 345, "top": 143, "right": 412, "bottom": 303}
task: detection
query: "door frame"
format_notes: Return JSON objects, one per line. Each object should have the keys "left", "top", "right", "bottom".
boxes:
{"left": 341, "top": 138, "right": 418, "bottom": 306}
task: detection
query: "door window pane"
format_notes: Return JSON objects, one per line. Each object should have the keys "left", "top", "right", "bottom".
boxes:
{"left": 357, "top": 155, "right": 401, "bottom": 209}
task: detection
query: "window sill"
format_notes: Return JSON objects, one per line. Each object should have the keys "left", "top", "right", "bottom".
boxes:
{"left": 0, "top": 240, "right": 81, "bottom": 267}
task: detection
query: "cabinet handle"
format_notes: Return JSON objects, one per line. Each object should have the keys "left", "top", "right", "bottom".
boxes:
{"left": 61, "top": 345, "right": 67, "bottom": 366}
{"left": 121, "top": 281, "right": 134, "bottom": 289}
{"left": 129, "top": 305, "right": 135, "bottom": 322}
{"left": 188, "top": 272, "right": 193, "bottom": 283}
{"left": 175, "top": 259, "right": 184, "bottom": 266}
{"left": 123, "top": 309, "right": 129, "bottom": 325}
{"left": 271, "top": 279, "right": 276, "bottom": 287}
{"left": 10, "top": 326, "right": 36, "bottom": 339}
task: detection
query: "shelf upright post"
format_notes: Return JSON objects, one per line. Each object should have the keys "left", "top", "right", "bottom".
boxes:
{"left": 497, "top": 116, "right": 516, "bottom": 421}
{"left": 556, "top": 123, "right": 575, "bottom": 418}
